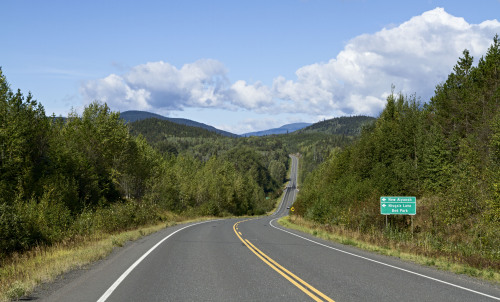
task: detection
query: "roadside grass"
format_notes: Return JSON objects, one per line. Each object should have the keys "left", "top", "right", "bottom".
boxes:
{"left": 278, "top": 215, "right": 500, "bottom": 285}
{"left": 0, "top": 212, "right": 214, "bottom": 302}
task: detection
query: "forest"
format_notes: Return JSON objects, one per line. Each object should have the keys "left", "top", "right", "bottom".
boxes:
{"left": 294, "top": 35, "right": 500, "bottom": 269}
{"left": 0, "top": 67, "right": 366, "bottom": 260}
{"left": 0, "top": 82, "right": 282, "bottom": 259}
{"left": 4, "top": 34, "right": 497, "bottom": 273}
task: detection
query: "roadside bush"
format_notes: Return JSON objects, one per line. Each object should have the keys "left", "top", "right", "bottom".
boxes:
{"left": 0, "top": 203, "right": 30, "bottom": 258}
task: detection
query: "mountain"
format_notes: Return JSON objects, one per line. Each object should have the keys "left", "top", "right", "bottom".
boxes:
{"left": 129, "top": 118, "right": 223, "bottom": 139}
{"left": 242, "top": 123, "right": 312, "bottom": 137}
{"left": 120, "top": 110, "right": 238, "bottom": 137}
{"left": 296, "top": 116, "right": 375, "bottom": 135}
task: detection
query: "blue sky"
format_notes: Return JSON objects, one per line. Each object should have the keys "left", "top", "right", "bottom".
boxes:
{"left": 2, "top": 0, "right": 500, "bottom": 134}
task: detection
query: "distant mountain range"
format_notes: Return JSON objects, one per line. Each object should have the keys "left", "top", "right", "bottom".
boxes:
{"left": 241, "top": 123, "right": 312, "bottom": 137}
{"left": 119, "top": 110, "right": 238, "bottom": 137}
{"left": 120, "top": 110, "right": 375, "bottom": 139}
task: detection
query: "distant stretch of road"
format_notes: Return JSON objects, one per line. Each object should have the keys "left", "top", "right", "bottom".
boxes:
{"left": 40, "top": 155, "right": 500, "bottom": 301}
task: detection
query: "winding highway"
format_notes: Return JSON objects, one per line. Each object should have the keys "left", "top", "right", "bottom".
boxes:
{"left": 39, "top": 155, "right": 500, "bottom": 301}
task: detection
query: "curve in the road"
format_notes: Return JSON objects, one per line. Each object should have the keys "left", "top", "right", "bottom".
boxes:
{"left": 234, "top": 219, "right": 335, "bottom": 302}
{"left": 66, "top": 154, "right": 498, "bottom": 302}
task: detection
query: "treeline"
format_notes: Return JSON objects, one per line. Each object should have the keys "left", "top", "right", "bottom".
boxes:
{"left": 131, "top": 118, "right": 221, "bottom": 138}
{"left": 296, "top": 115, "right": 375, "bottom": 135}
{"left": 0, "top": 61, "right": 378, "bottom": 259}
{"left": 129, "top": 116, "right": 367, "bottom": 184}
{"left": 129, "top": 118, "right": 291, "bottom": 184}
{"left": 0, "top": 69, "right": 280, "bottom": 259}
{"left": 285, "top": 117, "right": 374, "bottom": 182}
{"left": 294, "top": 36, "right": 500, "bottom": 267}
{"left": 131, "top": 118, "right": 293, "bottom": 175}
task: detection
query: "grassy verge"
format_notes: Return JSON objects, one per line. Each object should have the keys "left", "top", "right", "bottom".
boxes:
{"left": 278, "top": 215, "right": 500, "bottom": 284}
{"left": 0, "top": 213, "right": 214, "bottom": 302}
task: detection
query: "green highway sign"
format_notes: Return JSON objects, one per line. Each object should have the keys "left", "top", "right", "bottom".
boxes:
{"left": 380, "top": 196, "right": 416, "bottom": 215}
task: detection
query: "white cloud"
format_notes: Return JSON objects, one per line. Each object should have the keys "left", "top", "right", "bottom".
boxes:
{"left": 229, "top": 80, "right": 273, "bottom": 110}
{"left": 81, "top": 8, "right": 500, "bottom": 119}
{"left": 81, "top": 74, "right": 152, "bottom": 111}
{"left": 272, "top": 7, "right": 500, "bottom": 117}
{"left": 81, "top": 59, "right": 232, "bottom": 112}
{"left": 80, "top": 58, "right": 276, "bottom": 114}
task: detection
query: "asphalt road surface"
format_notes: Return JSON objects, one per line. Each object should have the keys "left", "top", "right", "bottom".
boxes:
{"left": 37, "top": 155, "right": 500, "bottom": 301}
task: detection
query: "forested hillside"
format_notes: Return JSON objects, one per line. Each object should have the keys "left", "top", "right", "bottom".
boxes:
{"left": 297, "top": 116, "right": 375, "bottom": 135}
{"left": 129, "top": 115, "right": 371, "bottom": 182}
{"left": 120, "top": 110, "right": 237, "bottom": 137}
{"left": 0, "top": 59, "right": 379, "bottom": 262}
{"left": 128, "top": 118, "right": 222, "bottom": 155}
{"left": 294, "top": 35, "right": 500, "bottom": 269}
{"left": 0, "top": 70, "right": 281, "bottom": 259}
{"left": 289, "top": 116, "right": 375, "bottom": 181}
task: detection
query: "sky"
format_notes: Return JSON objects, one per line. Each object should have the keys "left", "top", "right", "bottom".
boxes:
{"left": 2, "top": 0, "right": 500, "bottom": 134}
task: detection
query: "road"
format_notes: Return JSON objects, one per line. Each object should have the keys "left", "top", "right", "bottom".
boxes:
{"left": 38, "top": 155, "right": 500, "bottom": 301}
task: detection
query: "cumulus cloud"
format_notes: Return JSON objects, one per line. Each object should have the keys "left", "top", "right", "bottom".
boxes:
{"left": 81, "top": 8, "right": 500, "bottom": 118}
{"left": 81, "top": 73, "right": 152, "bottom": 111}
{"left": 81, "top": 59, "right": 231, "bottom": 112}
{"left": 229, "top": 80, "right": 274, "bottom": 111}
{"left": 273, "top": 7, "right": 500, "bottom": 116}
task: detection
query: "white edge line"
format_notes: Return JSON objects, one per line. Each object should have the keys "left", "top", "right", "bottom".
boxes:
{"left": 270, "top": 218, "right": 500, "bottom": 301}
{"left": 97, "top": 220, "right": 217, "bottom": 302}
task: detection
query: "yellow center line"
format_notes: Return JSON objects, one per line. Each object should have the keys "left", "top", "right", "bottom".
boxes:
{"left": 245, "top": 240, "right": 335, "bottom": 302}
{"left": 233, "top": 221, "right": 334, "bottom": 302}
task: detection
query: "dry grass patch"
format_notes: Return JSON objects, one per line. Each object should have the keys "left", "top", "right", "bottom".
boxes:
{"left": 279, "top": 215, "right": 500, "bottom": 285}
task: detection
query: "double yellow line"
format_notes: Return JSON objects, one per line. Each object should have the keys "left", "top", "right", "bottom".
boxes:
{"left": 233, "top": 220, "right": 334, "bottom": 302}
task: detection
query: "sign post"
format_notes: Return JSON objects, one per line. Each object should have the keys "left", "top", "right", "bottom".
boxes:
{"left": 380, "top": 197, "right": 416, "bottom": 229}
{"left": 380, "top": 197, "right": 416, "bottom": 215}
